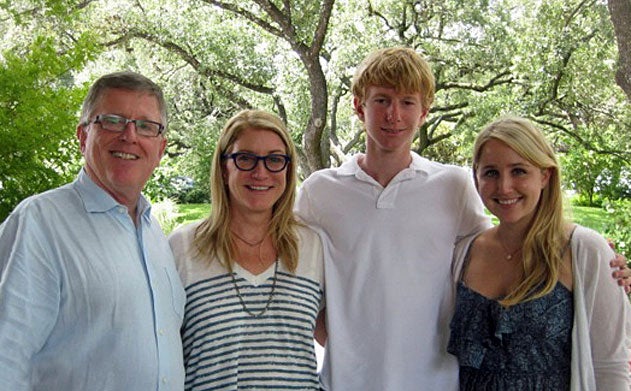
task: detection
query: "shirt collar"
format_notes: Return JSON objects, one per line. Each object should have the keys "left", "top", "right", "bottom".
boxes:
{"left": 337, "top": 151, "right": 431, "bottom": 179}
{"left": 74, "top": 168, "right": 151, "bottom": 220}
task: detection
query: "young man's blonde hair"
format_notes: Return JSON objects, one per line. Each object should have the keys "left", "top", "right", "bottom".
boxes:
{"left": 193, "top": 109, "right": 301, "bottom": 273}
{"left": 472, "top": 116, "right": 567, "bottom": 307}
{"left": 351, "top": 46, "right": 436, "bottom": 111}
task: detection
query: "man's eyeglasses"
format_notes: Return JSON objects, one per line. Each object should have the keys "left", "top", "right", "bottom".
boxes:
{"left": 89, "top": 114, "right": 164, "bottom": 138}
{"left": 223, "top": 152, "right": 291, "bottom": 172}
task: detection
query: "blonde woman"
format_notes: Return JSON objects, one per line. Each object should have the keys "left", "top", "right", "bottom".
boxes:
{"left": 169, "top": 109, "right": 324, "bottom": 390}
{"left": 448, "top": 116, "right": 630, "bottom": 390}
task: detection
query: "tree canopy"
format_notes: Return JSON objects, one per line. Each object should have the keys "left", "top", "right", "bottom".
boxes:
{"left": 0, "top": 20, "right": 97, "bottom": 219}
{"left": 1, "top": 0, "right": 630, "bottom": 221}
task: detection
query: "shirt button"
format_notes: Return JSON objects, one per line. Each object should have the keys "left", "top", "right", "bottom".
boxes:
{"left": 159, "top": 329, "right": 165, "bottom": 335}
{"left": 162, "top": 377, "right": 168, "bottom": 384}
{"left": 118, "top": 206, "right": 126, "bottom": 214}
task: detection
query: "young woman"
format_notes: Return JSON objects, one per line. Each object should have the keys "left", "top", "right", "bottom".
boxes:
{"left": 448, "top": 116, "right": 630, "bottom": 390}
{"left": 169, "top": 109, "right": 324, "bottom": 390}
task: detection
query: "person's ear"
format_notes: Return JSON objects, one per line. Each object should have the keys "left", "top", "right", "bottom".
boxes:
{"left": 158, "top": 136, "right": 167, "bottom": 158}
{"left": 419, "top": 107, "right": 429, "bottom": 124}
{"left": 76, "top": 124, "right": 87, "bottom": 153}
{"left": 541, "top": 168, "right": 552, "bottom": 188}
{"left": 353, "top": 96, "right": 365, "bottom": 122}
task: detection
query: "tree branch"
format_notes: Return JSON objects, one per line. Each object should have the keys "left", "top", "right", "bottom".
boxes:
{"left": 438, "top": 71, "right": 514, "bottom": 92}
{"left": 311, "top": 0, "right": 335, "bottom": 58}
{"left": 199, "top": 0, "right": 283, "bottom": 37}
{"left": 109, "top": 30, "right": 275, "bottom": 95}
{"left": 532, "top": 117, "right": 631, "bottom": 161}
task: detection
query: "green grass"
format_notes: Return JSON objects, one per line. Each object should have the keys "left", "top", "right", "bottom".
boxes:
{"left": 567, "top": 205, "right": 612, "bottom": 232}
{"left": 171, "top": 203, "right": 210, "bottom": 232}
{"left": 172, "top": 203, "right": 611, "bottom": 235}
{"left": 483, "top": 203, "right": 611, "bottom": 232}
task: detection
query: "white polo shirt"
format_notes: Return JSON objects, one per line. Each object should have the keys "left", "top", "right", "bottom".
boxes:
{"left": 296, "top": 152, "right": 490, "bottom": 391}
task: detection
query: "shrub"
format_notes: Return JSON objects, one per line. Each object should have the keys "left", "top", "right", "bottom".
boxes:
{"left": 602, "top": 199, "right": 631, "bottom": 261}
{"left": 180, "top": 187, "right": 210, "bottom": 204}
{"left": 152, "top": 198, "right": 180, "bottom": 234}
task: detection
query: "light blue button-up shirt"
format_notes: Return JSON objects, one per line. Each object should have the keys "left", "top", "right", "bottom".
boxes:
{"left": 0, "top": 169, "right": 186, "bottom": 390}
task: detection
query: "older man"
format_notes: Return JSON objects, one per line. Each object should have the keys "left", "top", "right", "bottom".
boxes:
{"left": 0, "top": 71, "right": 185, "bottom": 390}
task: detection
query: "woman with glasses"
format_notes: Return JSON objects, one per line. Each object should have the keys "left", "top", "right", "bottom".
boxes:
{"left": 168, "top": 109, "right": 324, "bottom": 390}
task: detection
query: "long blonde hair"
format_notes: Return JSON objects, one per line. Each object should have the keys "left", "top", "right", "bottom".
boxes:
{"left": 473, "top": 116, "right": 568, "bottom": 307}
{"left": 193, "top": 109, "right": 301, "bottom": 273}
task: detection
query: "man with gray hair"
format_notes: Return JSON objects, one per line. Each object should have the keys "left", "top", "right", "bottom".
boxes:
{"left": 0, "top": 71, "right": 185, "bottom": 390}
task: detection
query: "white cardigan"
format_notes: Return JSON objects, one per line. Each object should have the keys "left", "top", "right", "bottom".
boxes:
{"left": 452, "top": 225, "right": 631, "bottom": 390}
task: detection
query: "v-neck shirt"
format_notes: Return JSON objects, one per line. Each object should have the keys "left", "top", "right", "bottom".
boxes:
{"left": 169, "top": 221, "right": 324, "bottom": 390}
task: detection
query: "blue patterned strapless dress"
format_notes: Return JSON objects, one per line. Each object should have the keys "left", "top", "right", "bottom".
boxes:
{"left": 447, "top": 282, "right": 573, "bottom": 390}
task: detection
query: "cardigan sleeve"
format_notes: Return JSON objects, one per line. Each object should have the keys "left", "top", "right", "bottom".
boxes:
{"left": 571, "top": 225, "right": 631, "bottom": 390}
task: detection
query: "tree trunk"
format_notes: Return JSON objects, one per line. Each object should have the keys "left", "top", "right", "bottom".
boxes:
{"left": 301, "top": 58, "right": 328, "bottom": 174}
{"left": 608, "top": 0, "right": 631, "bottom": 101}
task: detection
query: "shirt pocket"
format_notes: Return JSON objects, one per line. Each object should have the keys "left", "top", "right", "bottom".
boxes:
{"left": 163, "top": 266, "right": 186, "bottom": 320}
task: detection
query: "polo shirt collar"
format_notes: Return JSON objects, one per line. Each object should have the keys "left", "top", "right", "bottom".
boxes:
{"left": 337, "top": 152, "right": 431, "bottom": 180}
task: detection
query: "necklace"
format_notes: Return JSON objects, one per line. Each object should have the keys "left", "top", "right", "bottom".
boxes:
{"left": 495, "top": 230, "right": 523, "bottom": 261}
{"left": 231, "top": 230, "right": 267, "bottom": 247}
{"left": 498, "top": 240, "right": 522, "bottom": 260}
{"left": 231, "top": 230, "right": 268, "bottom": 268}
{"left": 229, "top": 259, "right": 278, "bottom": 317}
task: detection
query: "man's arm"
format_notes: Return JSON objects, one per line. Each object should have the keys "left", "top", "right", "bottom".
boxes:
{"left": 0, "top": 210, "right": 60, "bottom": 389}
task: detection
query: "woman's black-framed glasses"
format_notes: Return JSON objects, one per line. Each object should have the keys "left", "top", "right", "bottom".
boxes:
{"left": 223, "top": 152, "right": 290, "bottom": 172}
